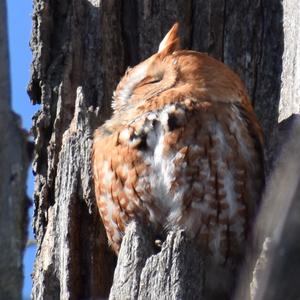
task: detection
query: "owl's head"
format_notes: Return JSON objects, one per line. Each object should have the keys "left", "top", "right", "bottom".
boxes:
{"left": 112, "top": 23, "right": 180, "bottom": 112}
{"left": 112, "top": 23, "right": 250, "bottom": 113}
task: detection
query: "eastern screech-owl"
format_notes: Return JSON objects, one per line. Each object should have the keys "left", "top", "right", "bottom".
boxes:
{"left": 93, "top": 23, "right": 264, "bottom": 299}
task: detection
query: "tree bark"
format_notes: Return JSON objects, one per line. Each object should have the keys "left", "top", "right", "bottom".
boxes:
{"left": 251, "top": 117, "right": 300, "bottom": 300}
{"left": 109, "top": 222, "right": 203, "bottom": 300}
{"left": 243, "top": 1, "right": 300, "bottom": 298}
{"left": 0, "top": 0, "right": 30, "bottom": 299}
{"left": 29, "top": 0, "right": 300, "bottom": 299}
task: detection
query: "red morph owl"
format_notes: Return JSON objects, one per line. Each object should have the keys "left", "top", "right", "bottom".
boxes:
{"left": 93, "top": 23, "right": 264, "bottom": 299}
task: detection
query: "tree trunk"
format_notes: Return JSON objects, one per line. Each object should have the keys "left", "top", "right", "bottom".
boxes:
{"left": 109, "top": 222, "right": 203, "bottom": 300}
{"left": 249, "top": 117, "right": 300, "bottom": 300}
{"left": 0, "top": 0, "right": 30, "bottom": 299}
{"left": 29, "top": 0, "right": 299, "bottom": 299}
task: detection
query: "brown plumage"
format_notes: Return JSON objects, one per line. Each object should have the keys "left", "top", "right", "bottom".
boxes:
{"left": 93, "top": 23, "right": 264, "bottom": 299}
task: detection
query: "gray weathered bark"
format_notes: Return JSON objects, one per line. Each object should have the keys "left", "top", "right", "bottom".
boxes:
{"left": 29, "top": 0, "right": 300, "bottom": 299}
{"left": 109, "top": 222, "right": 203, "bottom": 300}
{"left": 0, "top": 0, "right": 30, "bottom": 299}
{"left": 244, "top": 1, "right": 300, "bottom": 298}
{"left": 252, "top": 117, "right": 300, "bottom": 300}
{"left": 279, "top": 0, "right": 300, "bottom": 122}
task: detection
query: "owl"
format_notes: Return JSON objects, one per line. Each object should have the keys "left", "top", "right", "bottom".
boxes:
{"left": 93, "top": 23, "right": 264, "bottom": 298}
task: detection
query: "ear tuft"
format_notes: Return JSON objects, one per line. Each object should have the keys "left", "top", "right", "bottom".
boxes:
{"left": 158, "top": 23, "right": 180, "bottom": 56}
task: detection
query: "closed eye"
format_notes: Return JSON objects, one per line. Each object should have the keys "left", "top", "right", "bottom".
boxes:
{"left": 145, "top": 78, "right": 161, "bottom": 85}
{"left": 139, "top": 76, "right": 162, "bottom": 86}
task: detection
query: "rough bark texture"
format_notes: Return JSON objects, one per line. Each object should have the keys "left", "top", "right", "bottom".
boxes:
{"left": 109, "top": 222, "right": 203, "bottom": 300}
{"left": 244, "top": 1, "right": 300, "bottom": 297}
{"left": 279, "top": 0, "right": 300, "bottom": 122}
{"left": 28, "top": 0, "right": 300, "bottom": 299}
{"left": 232, "top": 116, "right": 300, "bottom": 300}
{"left": 0, "top": 0, "right": 30, "bottom": 299}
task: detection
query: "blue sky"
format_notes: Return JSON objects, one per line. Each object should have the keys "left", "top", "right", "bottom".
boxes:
{"left": 7, "top": 1, "right": 38, "bottom": 299}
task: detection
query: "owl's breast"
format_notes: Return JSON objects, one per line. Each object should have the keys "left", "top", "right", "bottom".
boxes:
{"left": 94, "top": 99, "right": 264, "bottom": 260}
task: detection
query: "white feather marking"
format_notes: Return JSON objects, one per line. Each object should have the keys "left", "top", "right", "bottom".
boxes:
{"left": 119, "top": 128, "right": 131, "bottom": 142}
{"left": 102, "top": 161, "right": 114, "bottom": 187}
{"left": 210, "top": 226, "right": 224, "bottom": 262}
{"left": 115, "top": 64, "right": 147, "bottom": 107}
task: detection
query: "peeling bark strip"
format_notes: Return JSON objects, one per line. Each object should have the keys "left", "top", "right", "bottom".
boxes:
{"left": 0, "top": 0, "right": 30, "bottom": 299}
{"left": 29, "top": 0, "right": 285, "bottom": 299}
